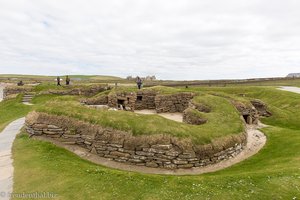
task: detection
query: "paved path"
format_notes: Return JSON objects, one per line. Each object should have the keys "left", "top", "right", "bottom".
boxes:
{"left": 0, "top": 85, "right": 26, "bottom": 199}
{"left": 0, "top": 118, "right": 25, "bottom": 200}
{"left": 279, "top": 86, "right": 300, "bottom": 94}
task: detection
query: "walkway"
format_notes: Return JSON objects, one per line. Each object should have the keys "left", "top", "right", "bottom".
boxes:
{"left": 0, "top": 85, "right": 25, "bottom": 199}
{"left": 279, "top": 86, "right": 300, "bottom": 94}
{"left": 0, "top": 118, "right": 25, "bottom": 199}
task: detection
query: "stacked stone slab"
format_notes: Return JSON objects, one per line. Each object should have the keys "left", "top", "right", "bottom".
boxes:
{"left": 3, "top": 86, "right": 33, "bottom": 99}
{"left": 183, "top": 108, "right": 207, "bottom": 125}
{"left": 25, "top": 112, "right": 246, "bottom": 170}
{"left": 81, "top": 95, "right": 108, "bottom": 105}
{"left": 135, "top": 90, "right": 157, "bottom": 110}
{"left": 43, "top": 85, "right": 110, "bottom": 97}
{"left": 108, "top": 92, "right": 137, "bottom": 111}
{"left": 232, "top": 100, "right": 259, "bottom": 124}
{"left": 250, "top": 99, "right": 272, "bottom": 117}
{"left": 155, "top": 92, "right": 195, "bottom": 113}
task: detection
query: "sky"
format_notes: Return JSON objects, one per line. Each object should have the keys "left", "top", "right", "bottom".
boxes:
{"left": 0, "top": 0, "right": 300, "bottom": 80}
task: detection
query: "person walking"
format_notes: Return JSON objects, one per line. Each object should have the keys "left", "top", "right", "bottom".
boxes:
{"left": 136, "top": 76, "right": 142, "bottom": 89}
{"left": 57, "top": 76, "right": 61, "bottom": 86}
{"left": 66, "top": 75, "right": 70, "bottom": 85}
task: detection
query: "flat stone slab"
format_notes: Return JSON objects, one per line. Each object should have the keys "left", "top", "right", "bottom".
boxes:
{"left": 0, "top": 118, "right": 25, "bottom": 200}
{"left": 134, "top": 109, "right": 183, "bottom": 122}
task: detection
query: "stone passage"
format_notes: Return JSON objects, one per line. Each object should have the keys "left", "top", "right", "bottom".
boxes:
{"left": 25, "top": 112, "right": 246, "bottom": 170}
{"left": 22, "top": 92, "right": 35, "bottom": 105}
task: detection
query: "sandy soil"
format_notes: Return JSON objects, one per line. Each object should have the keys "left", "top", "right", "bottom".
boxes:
{"left": 279, "top": 86, "right": 300, "bottom": 94}
{"left": 134, "top": 109, "right": 183, "bottom": 122}
{"left": 33, "top": 121, "right": 267, "bottom": 175}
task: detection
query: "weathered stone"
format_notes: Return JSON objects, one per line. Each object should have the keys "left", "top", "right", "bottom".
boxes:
{"left": 177, "top": 164, "right": 194, "bottom": 168}
{"left": 146, "top": 162, "right": 158, "bottom": 168}
{"left": 47, "top": 124, "right": 59, "bottom": 129}
{"left": 164, "top": 164, "right": 177, "bottom": 169}
{"left": 128, "top": 159, "right": 144, "bottom": 163}
{"left": 136, "top": 151, "right": 154, "bottom": 156}
{"left": 151, "top": 144, "right": 172, "bottom": 150}
{"left": 173, "top": 159, "right": 188, "bottom": 165}
{"left": 110, "top": 151, "right": 131, "bottom": 158}
{"left": 165, "top": 150, "right": 180, "bottom": 157}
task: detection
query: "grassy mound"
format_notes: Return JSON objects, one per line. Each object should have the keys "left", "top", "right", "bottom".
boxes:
{"left": 34, "top": 93, "right": 243, "bottom": 145}
{"left": 10, "top": 86, "right": 300, "bottom": 199}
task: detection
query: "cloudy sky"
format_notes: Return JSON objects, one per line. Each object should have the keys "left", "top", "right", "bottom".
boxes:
{"left": 0, "top": 0, "right": 300, "bottom": 80}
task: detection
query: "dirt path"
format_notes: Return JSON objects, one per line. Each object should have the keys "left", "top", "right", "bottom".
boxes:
{"left": 279, "top": 86, "right": 300, "bottom": 94}
{"left": 33, "top": 122, "right": 267, "bottom": 175}
{"left": 134, "top": 109, "right": 183, "bottom": 122}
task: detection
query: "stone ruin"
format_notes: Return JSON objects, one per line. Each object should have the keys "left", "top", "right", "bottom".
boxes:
{"left": 87, "top": 90, "right": 195, "bottom": 113}
{"left": 25, "top": 112, "right": 246, "bottom": 170}
{"left": 24, "top": 90, "right": 272, "bottom": 170}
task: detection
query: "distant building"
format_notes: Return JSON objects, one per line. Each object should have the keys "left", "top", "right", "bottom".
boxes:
{"left": 287, "top": 73, "right": 300, "bottom": 78}
{"left": 126, "top": 75, "right": 157, "bottom": 81}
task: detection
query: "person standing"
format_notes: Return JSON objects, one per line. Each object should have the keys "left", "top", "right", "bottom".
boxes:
{"left": 136, "top": 76, "right": 142, "bottom": 89}
{"left": 57, "top": 76, "right": 61, "bottom": 86}
{"left": 66, "top": 75, "right": 70, "bottom": 85}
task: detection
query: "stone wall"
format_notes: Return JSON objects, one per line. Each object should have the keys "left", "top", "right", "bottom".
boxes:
{"left": 25, "top": 112, "right": 246, "bottom": 170}
{"left": 81, "top": 95, "right": 108, "bottom": 105}
{"left": 183, "top": 108, "right": 207, "bottom": 125}
{"left": 3, "top": 86, "right": 33, "bottom": 99}
{"left": 135, "top": 90, "right": 157, "bottom": 110}
{"left": 155, "top": 92, "right": 195, "bottom": 113}
{"left": 232, "top": 100, "right": 259, "bottom": 124}
{"left": 108, "top": 92, "right": 136, "bottom": 111}
{"left": 43, "top": 85, "right": 110, "bottom": 97}
{"left": 250, "top": 99, "right": 272, "bottom": 117}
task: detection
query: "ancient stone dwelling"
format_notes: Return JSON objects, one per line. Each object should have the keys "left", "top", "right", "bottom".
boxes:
{"left": 107, "top": 90, "right": 195, "bottom": 113}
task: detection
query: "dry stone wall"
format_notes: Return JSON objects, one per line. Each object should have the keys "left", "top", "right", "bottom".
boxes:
{"left": 108, "top": 92, "right": 136, "bottom": 111}
{"left": 43, "top": 85, "right": 110, "bottom": 97}
{"left": 81, "top": 95, "right": 108, "bottom": 105}
{"left": 25, "top": 112, "right": 246, "bottom": 170}
{"left": 183, "top": 108, "right": 207, "bottom": 125}
{"left": 155, "top": 92, "right": 195, "bottom": 113}
{"left": 135, "top": 90, "right": 157, "bottom": 110}
{"left": 3, "top": 86, "right": 33, "bottom": 99}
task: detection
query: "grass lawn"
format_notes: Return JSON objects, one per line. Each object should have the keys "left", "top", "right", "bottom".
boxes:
{"left": 0, "top": 85, "right": 298, "bottom": 199}
{"left": 0, "top": 95, "right": 31, "bottom": 132}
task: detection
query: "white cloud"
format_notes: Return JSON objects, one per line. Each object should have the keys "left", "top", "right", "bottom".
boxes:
{"left": 0, "top": 0, "right": 300, "bottom": 80}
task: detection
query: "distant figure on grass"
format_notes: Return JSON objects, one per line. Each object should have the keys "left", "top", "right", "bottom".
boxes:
{"left": 136, "top": 76, "right": 143, "bottom": 89}
{"left": 17, "top": 80, "right": 24, "bottom": 86}
{"left": 66, "top": 75, "right": 70, "bottom": 85}
{"left": 57, "top": 76, "right": 61, "bottom": 86}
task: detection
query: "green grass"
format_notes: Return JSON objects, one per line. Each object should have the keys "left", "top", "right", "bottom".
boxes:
{"left": 35, "top": 93, "right": 243, "bottom": 145}
{"left": 4, "top": 86, "right": 300, "bottom": 199}
{"left": 0, "top": 95, "right": 31, "bottom": 132}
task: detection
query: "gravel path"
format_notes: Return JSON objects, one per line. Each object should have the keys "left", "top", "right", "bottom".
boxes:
{"left": 279, "top": 86, "right": 300, "bottom": 94}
